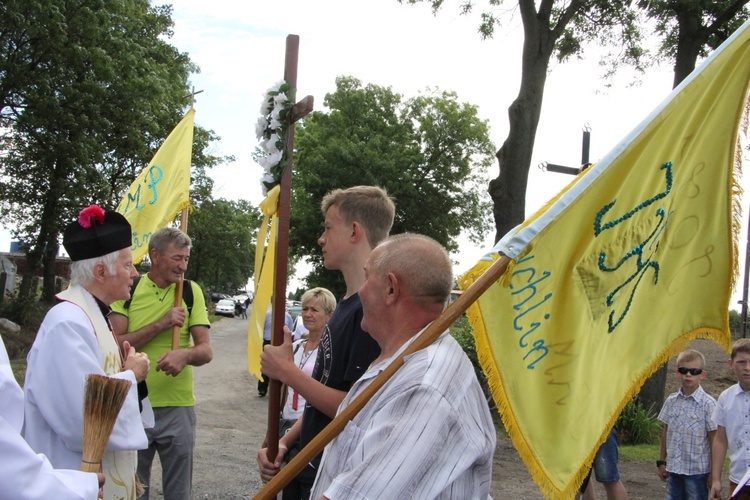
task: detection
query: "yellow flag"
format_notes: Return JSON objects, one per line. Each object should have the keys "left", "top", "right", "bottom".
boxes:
{"left": 247, "top": 185, "right": 280, "bottom": 380}
{"left": 459, "top": 20, "right": 750, "bottom": 499}
{"left": 117, "top": 108, "right": 195, "bottom": 263}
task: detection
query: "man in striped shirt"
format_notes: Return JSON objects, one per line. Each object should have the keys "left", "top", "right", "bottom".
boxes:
{"left": 310, "top": 234, "right": 496, "bottom": 499}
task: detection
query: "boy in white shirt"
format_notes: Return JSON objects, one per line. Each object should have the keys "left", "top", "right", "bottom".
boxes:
{"left": 710, "top": 338, "right": 750, "bottom": 500}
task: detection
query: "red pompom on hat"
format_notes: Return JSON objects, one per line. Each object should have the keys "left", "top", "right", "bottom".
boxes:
{"left": 78, "top": 205, "right": 106, "bottom": 228}
{"left": 63, "top": 205, "right": 132, "bottom": 261}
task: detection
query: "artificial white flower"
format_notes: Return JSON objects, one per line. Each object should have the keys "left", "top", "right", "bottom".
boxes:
{"left": 262, "top": 171, "right": 276, "bottom": 183}
{"left": 273, "top": 92, "right": 289, "bottom": 108}
{"left": 259, "top": 150, "right": 283, "bottom": 170}
{"left": 264, "top": 133, "right": 281, "bottom": 153}
{"left": 259, "top": 133, "right": 281, "bottom": 154}
{"left": 258, "top": 154, "right": 272, "bottom": 170}
{"left": 256, "top": 79, "right": 292, "bottom": 192}
{"left": 271, "top": 102, "right": 285, "bottom": 120}
{"left": 255, "top": 117, "right": 269, "bottom": 140}
{"left": 269, "top": 117, "right": 283, "bottom": 130}
{"left": 267, "top": 150, "right": 283, "bottom": 166}
{"left": 260, "top": 98, "right": 272, "bottom": 116}
{"left": 269, "top": 80, "right": 285, "bottom": 93}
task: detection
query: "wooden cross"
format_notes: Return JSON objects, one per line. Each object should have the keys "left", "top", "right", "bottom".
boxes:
{"left": 183, "top": 86, "right": 204, "bottom": 108}
{"left": 265, "top": 34, "right": 314, "bottom": 460}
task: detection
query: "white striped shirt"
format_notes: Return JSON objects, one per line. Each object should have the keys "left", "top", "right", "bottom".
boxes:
{"left": 311, "top": 330, "right": 495, "bottom": 499}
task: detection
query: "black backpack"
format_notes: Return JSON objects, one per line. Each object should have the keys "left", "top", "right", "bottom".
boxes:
{"left": 123, "top": 276, "right": 194, "bottom": 314}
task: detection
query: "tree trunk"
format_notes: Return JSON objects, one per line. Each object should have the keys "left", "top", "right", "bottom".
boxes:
{"left": 31, "top": 155, "right": 67, "bottom": 304}
{"left": 672, "top": 10, "right": 704, "bottom": 87}
{"left": 42, "top": 237, "right": 59, "bottom": 303}
{"left": 18, "top": 247, "right": 42, "bottom": 302}
{"left": 490, "top": 3, "right": 556, "bottom": 243}
{"left": 638, "top": 364, "right": 668, "bottom": 416}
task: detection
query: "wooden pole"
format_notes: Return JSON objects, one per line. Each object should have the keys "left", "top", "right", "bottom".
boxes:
{"left": 254, "top": 254, "right": 511, "bottom": 499}
{"left": 172, "top": 208, "right": 189, "bottom": 350}
{"left": 170, "top": 91, "right": 199, "bottom": 351}
{"left": 265, "top": 34, "right": 300, "bottom": 462}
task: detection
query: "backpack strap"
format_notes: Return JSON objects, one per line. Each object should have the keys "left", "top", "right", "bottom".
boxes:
{"left": 123, "top": 275, "right": 142, "bottom": 310}
{"left": 182, "top": 279, "right": 194, "bottom": 315}
{"left": 124, "top": 276, "right": 194, "bottom": 315}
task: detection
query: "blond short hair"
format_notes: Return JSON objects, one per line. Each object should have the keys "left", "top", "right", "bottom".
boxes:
{"left": 731, "top": 338, "right": 750, "bottom": 360}
{"left": 676, "top": 349, "right": 705, "bottom": 368}
{"left": 321, "top": 186, "right": 395, "bottom": 248}
{"left": 300, "top": 287, "right": 337, "bottom": 314}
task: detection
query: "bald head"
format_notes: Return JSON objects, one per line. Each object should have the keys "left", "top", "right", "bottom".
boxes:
{"left": 371, "top": 233, "right": 453, "bottom": 306}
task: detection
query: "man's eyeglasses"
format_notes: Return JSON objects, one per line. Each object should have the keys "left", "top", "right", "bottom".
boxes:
{"left": 677, "top": 367, "right": 703, "bottom": 376}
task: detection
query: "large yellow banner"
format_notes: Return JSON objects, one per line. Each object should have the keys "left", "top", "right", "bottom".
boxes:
{"left": 460, "top": 20, "right": 750, "bottom": 499}
{"left": 117, "top": 108, "right": 195, "bottom": 263}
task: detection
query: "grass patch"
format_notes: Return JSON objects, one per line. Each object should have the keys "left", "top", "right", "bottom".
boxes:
{"left": 621, "top": 442, "right": 730, "bottom": 472}
{"left": 208, "top": 313, "right": 224, "bottom": 323}
{"left": 620, "top": 443, "right": 659, "bottom": 463}
{"left": 10, "top": 358, "right": 26, "bottom": 386}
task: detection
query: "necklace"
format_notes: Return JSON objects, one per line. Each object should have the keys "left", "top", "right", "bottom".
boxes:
{"left": 298, "top": 340, "right": 317, "bottom": 369}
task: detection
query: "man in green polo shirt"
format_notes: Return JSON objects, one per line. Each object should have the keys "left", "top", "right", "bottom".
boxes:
{"left": 111, "top": 227, "right": 213, "bottom": 500}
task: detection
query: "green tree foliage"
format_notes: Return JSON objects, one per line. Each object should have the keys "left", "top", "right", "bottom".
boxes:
{"left": 401, "top": 0, "right": 748, "bottom": 243}
{"left": 289, "top": 76, "right": 495, "bottom": 295}
{"left": 729, "top": 309, "right": 743, "bottom": 338}
{"left": 0, "top": 0, "right": 203, "bottom": 302}
{"left": 401, "top": 0, "right": 643, "bottom": 242}
{"left": 639, "top": 0, "right": 749, "bottom": 86}
{"left": 187, "top": 199, "right": 262, "bottom": 293}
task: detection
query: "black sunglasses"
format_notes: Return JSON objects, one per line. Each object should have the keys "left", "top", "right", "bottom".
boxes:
{"left": 677, "top": 367, "right": 703, "bottom": 376}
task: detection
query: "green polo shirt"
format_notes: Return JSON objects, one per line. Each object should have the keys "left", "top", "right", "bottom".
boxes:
{"left": 111, "top": 274, "right": 210, "bottom": 407}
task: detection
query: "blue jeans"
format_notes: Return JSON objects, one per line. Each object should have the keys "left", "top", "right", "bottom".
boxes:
{"left": 666, "top": 472, "right": 709, "bottom": 500}
{"left": 592, "top": 427, "right": 620, "bottom": 483}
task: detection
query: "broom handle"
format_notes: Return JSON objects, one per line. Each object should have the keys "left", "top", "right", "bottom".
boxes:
{"left": 254, "top": 254, "right": 510, "bottom": 499}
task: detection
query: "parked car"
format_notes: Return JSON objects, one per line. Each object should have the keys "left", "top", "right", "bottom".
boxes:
{"left": 215, "top": 299, "right": 236, "bottom": 317}
{"left": 210, "top": 292, "right": 230, "bottom": 303}
{"left": 287, "top": 302, "right": 302, "bottom": 321}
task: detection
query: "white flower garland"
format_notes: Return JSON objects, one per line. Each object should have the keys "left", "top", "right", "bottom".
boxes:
{"left": 255, "top": 80, "right": 293, "bottom": 195}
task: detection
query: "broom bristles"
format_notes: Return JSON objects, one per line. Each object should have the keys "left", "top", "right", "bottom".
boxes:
{"left": 80, "top": 374, "right": 131, "bottom": 473}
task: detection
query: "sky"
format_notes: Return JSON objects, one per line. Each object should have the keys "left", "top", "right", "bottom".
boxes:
{"left": 2, "top": 0, "right": 749, "bottom": 304}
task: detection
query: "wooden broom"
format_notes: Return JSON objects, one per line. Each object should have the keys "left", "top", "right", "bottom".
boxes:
{"left": 79, "top": 373, "right": 131, "bottom": 473}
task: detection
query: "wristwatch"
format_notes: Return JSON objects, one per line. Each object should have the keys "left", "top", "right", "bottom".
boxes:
{"left": 656, "top": 460, "right": 667, "bottom": 467}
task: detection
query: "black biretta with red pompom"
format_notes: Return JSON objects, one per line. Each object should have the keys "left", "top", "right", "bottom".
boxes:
{"left": 63, "top": 205, "right": 132, "bottom": 261}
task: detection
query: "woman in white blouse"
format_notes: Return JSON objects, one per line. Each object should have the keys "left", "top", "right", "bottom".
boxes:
{"left": 281, "top": 287, "right": 336, "bottom": 422}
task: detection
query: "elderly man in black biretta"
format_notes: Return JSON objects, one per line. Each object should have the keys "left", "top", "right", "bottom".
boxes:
{"left": 22, "top": 205, "right": 151, "bottom": 500}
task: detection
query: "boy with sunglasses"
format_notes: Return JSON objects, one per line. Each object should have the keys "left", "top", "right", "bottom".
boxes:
{"left": 657, "top": 348, "right": 717, "bottom": 500}
{"left": 710, "top": 338, "right": 750, "bottom": 500}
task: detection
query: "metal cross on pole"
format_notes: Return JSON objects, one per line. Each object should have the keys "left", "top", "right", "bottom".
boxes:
{"left": 539, "top": 125, "right": 592, "bottom": 175}
{"left": 265, "top": 34, "right": 314, "bottom": 461}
